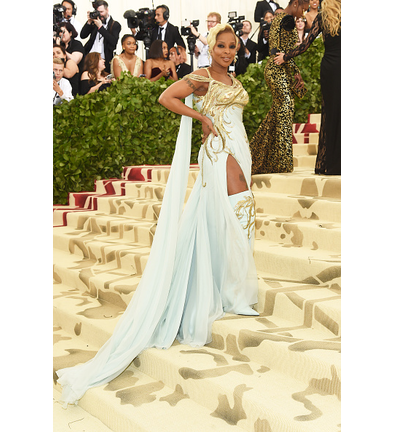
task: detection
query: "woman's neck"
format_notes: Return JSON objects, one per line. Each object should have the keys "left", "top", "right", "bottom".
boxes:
{"left": 209, "top": 62, "right": 228, "bottom": 77}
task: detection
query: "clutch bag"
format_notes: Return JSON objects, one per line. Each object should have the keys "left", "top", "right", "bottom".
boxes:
{"left": 291, "top": 81, "right": 307, "bottom": 99}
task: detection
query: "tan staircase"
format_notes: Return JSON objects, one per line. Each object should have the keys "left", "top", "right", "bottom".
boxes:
{"left": 53, "top": 113, "right": 341, "bottom": 432}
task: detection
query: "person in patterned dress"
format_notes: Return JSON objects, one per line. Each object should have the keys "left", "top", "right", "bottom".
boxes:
{"left": 249, "top": 0, "right": 309, "bottom": 174}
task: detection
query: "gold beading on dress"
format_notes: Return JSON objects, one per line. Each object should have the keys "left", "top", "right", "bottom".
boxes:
{"left": 182, "top": 69, "right": 249, "bottom": 185}
{"left": 233, "top": 194, "right": 256, "bottom": 239}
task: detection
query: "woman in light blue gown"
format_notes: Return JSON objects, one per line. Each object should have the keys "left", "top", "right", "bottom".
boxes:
{"left": 56, "top": 23, "right": 259, "bottom": 407}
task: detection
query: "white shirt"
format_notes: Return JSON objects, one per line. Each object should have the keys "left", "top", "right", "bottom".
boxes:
{"left": 268, "top": 1, "right": 278, "bottom": 12}
{"left": 90, "top": 16, "right": 110, "bottom": 59}
{"left": 241, "top": 36, "right": 251, "bottom": 59}
{"left": 196, "top": 32, "right": 211, "bottom": 68}
{"left": 53, "top": 78, "right": 73, "bottom": 105}
{"left": 157, "top": 22, "right": 168, "bottom": 41}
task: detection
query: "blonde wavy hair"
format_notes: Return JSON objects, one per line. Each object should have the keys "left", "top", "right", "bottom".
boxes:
{"left": 207, "top": 23, "right": 238, "bottom": 54}
{"left": 321, "top": 0, "right": 341, "bottom": 37}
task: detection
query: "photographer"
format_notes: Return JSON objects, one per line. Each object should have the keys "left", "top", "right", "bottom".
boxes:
{"left": 256, "top": 10, "right": 274, "bottom": 61}
{"left": 190, "top": 12, "right": 221, "bottom": 68}
{"left": 240, "top": 20, "right": 257, "bottom": 65}
{"left": 254, "top": 0, "right": 280, "bottom": 22}
{"left": 56, "top": 22, "right": 85, "bottom": 69}
{"left": 61, "top": 0, "right": 82, "bottom": 41}
{"left": 151, "top": 5, "right": 185, "bottom": 56}
{"left": 53, "top": 58, "right": 73, "bottom": 105}
{"left": 80, "top": 1, "right": 121, "bottom": 73}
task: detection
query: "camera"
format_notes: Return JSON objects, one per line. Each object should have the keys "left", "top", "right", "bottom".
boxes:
{"left": 53, "top": 3, "right": 65, "bottom": 32}
{"left": 260, "top": 18, "right": 271, "bottom": 32}
{"left": 181, "top": 19, "right": 200, "bottom": 54}
{"left": 181, "top": 19, "right": 199, "bottom": 37}
{"left": 228, "top": 11, "right": 245, "bottom": 36}
{"left": 90, "top": 10, "right": 100, "bottom": 20}
{"left": 123, "top": 8, "right": 155, "bottom": 49}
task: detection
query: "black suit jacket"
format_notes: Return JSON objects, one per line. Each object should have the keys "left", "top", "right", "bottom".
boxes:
{"left": 245, "top": 38, "right": 257, "bottom": 64}
{"left": 257, "top": 26, "right": 270, "bottom": 61}
{"left": 254, "top": 1, "right": 280, "bottom": 22}
{"left": 151, "top": 22, "right": 186, "bottom": 51}
{"left": 80, "top": 17, "right": 121, "bottom": 72}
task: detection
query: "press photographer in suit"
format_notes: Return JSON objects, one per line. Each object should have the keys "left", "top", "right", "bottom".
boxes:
{"left": 80, "top": 1, "right": 121, "bottom": 72}
{"left": 254, "top": 0, "right": 280, "bottom": 22}
{"left": 150, "top": 4, "right": 185, "bottom": 56}
{"left": 240, "top": 20, "right": 257, "bottom": 65}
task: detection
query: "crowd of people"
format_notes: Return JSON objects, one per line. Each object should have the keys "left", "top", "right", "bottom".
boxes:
{"left": 53, "top": 1, "right": 293, "bottom": 103}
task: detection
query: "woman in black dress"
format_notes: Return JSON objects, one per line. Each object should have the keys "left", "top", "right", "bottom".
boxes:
{"left": 275, "top": 0, "right": 341, "bottom": 175}
{"left": 80, "top": 52, "right": 113, "bottom": 95}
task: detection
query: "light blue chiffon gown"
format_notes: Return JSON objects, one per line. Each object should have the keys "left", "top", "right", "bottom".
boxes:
{"left": 56, "top": 68, "right": 259, "bottom": 407}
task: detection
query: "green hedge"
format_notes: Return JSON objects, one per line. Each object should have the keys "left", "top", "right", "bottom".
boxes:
{"left": 54, "top": 37, "right": 324, "bottom": 205}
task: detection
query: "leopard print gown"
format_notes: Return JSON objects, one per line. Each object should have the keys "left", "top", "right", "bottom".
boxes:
{"left": 250, "top": 13, "right": 300, "bottom": 174}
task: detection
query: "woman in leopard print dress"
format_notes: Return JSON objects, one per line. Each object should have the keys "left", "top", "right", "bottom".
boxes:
{"left": 250, "top": 0, "right": 309, "bottom": 174}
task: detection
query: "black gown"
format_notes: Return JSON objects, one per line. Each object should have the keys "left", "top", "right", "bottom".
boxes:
{"left": 284, "top": 13, "right": 341, "bottom": 175}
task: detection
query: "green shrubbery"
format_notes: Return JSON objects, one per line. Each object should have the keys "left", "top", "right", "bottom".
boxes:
{"left": 54, "top": 37, "right": 324, "bottom": 205}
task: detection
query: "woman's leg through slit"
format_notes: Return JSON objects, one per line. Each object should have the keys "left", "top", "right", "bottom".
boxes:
{"left": 226, "top": 154, "right": 248, "bottom": 196}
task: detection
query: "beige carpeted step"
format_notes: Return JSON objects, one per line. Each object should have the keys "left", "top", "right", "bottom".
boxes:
{"left": 56, "top": 208, "right": 339, "bottom": 256}
{"left": 53, "top": 388, "right": 113, "bottom": 432}
{"left": 292, "top": 143, "right": 318, "bottom": 156}
{"left": 255, "top": 215, "right": 340, "bottom": 253}
{"left": 54, "top": 290, "right": 340, "bottom": 432}
{"left": 53, "top": 326, "right": 247, "bottom": 432}
{"left": 254, "top": 193, "right": 340, "bottom": 223}
{"left": 293, "top": 155, "right": 317, "bottom": 168}
{"left": 252, "top": 169, "right": 341, "bottom": 199}
{"left": 253, "top": 238, "right": 340, "bottom": 285}
{"left": 54, "top": 279, "right": 340, "bottom": 390}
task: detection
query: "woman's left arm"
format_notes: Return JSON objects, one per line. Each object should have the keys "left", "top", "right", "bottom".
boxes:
{"left": 275, "top": 14, "right": 322, "bottom": 64}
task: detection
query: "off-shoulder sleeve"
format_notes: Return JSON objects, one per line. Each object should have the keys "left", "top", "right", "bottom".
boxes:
{"left": 283, "top": 13, "right": 323, "bottom": 61}
{"left": 182, "top": 72, "right": 212, "bottom": 83}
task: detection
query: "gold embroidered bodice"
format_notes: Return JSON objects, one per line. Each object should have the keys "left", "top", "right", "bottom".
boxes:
{"left": 182, "top": 68, "right": 249, "bottom": 119}
{"left": 182, "top": 68, "right": 249, "bottom": 162}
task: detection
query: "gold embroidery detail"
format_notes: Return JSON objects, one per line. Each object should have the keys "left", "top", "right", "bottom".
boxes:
{"left": 183, "top": 69, "right": 249, "bottom": 188}
{"left": 233, "top": 195, "right": 256, "bottom": 239}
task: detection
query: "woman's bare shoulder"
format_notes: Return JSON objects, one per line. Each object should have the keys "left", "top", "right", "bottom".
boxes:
{"left": 188, "top": 68, "right": 209, "bottom": 79}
